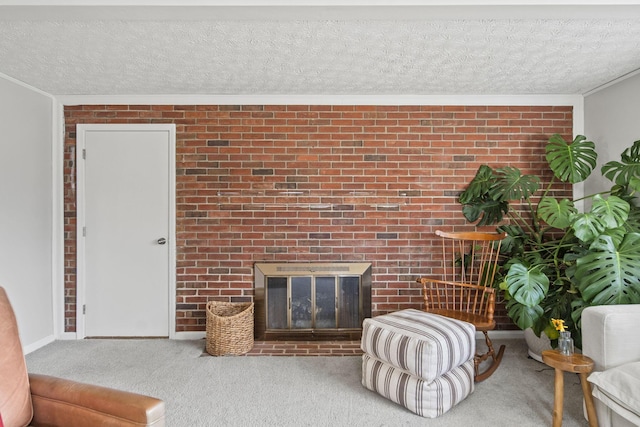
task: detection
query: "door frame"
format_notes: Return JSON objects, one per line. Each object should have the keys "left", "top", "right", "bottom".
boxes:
{"left": 75, "top": 123, "right": 176, "bottom": 339}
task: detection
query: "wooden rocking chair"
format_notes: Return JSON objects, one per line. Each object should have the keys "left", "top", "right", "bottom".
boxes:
{"left": 417, "top": 230, "right": 507, "bottom": 382}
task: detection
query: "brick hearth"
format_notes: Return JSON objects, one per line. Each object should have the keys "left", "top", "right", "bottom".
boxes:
{"left": 244, "top": 340, "right": 363, "bottom": 356}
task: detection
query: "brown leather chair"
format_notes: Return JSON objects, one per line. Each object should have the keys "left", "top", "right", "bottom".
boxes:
{"left": 0, "top": 287, "right": 165, "bottom": 427}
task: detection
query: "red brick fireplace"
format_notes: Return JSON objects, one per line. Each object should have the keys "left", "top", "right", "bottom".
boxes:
{"left": 63, "top": 104, "right": 574, "bottom": 334}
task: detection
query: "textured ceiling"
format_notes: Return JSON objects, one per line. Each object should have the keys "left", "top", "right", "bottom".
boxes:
{"left": 2, "top": 3, "right": 640, "bottom": 96}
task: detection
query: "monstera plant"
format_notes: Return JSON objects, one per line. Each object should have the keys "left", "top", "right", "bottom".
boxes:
{"left": 459, "top": 134, "right": 640, "bottom": 347}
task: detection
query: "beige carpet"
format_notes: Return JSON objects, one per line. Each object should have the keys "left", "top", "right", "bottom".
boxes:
{"left": 25, "top": 338, "right": 589, "bottom": 427}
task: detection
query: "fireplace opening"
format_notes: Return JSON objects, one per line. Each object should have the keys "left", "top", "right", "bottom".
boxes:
{"left": 254, "top": 262, "right": 372, "bottom": 340}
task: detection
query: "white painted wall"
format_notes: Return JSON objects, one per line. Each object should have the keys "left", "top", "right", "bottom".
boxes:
{"left": 0, "top": 75, "right": 55, "bottom": 350}
{"left": 584, "top": 73, "right": 640, "bottom": 197}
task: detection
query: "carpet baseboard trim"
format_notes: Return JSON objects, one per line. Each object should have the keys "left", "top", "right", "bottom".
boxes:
{"left": 174, "top": 331, "right": 206, "bottom": 340}
{"left": 24, "top": 334, "right": 56, "bottom": 355}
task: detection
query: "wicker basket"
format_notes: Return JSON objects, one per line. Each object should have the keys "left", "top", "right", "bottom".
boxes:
{"left": 205, "top": 301, "right": 254, "bottom": 356}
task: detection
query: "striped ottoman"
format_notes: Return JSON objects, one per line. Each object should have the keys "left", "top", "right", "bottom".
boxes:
{"left": 360, "top": 309, "right": 475, "bottom": 418}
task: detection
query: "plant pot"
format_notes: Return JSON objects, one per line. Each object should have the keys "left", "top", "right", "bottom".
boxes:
{"left": 523, "top": 328, "right": 552, "bottom": 362}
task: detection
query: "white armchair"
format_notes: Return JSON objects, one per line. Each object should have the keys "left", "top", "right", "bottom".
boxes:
{"left": 582, "top": 304, "right": 640, "bottom": 427}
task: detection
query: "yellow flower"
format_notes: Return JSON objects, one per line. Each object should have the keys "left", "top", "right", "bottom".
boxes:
{"left": 551, "top": 318, "right": 566, "bottom": 332}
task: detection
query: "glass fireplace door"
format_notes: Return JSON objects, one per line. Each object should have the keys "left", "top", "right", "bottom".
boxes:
{"left": 262, "top": 268, "right": 366, "bottom": 333}
{"left": 338, "top": 276, "right": 360, "bottom": 328}
{"left": 266, "top": 277, "right": 288, "bottom": 330}
{"left": 291, "top": 277, "right": 312, "bottom": 329}
{"left": 315, "top": 276, "right": 337, "bottom": 328}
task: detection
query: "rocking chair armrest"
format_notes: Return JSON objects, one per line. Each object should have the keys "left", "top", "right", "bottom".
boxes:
{"left": 417, "top": 277, "right": 496, "bottom": 328}
{"left": 427, "top": 308, "right": 497, "bottom": 329}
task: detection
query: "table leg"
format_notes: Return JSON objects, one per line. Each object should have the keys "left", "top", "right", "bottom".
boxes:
{"left": 579, "top": 372, "right": 598, "bottom": 427}
{"left": 553, "top": 368, "right": 564, "bottom": 427}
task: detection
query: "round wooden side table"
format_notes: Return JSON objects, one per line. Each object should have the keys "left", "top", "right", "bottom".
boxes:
{"left": 541, "top": 350, "right": 598, "bottom": 427}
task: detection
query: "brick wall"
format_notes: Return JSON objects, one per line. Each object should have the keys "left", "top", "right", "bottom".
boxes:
{"left": 63, "top": 104, "right": 574, "bottom": 333}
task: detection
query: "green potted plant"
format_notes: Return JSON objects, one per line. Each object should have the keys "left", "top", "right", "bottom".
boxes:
{"left": 458, "top": 134, "right": 640, "bottom": 351}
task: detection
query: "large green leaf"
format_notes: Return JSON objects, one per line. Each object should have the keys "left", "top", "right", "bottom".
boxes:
{"left": 459, "top": 165, "right": 495, "bottom": 204}
{"left": 600, "top": 227, "right": 626, "bottom": 247}
{"left": 630, "top": 176, "right": 640, "bottom": 195}
{"left": 506, "top": 299, "right": 544, "bottom": 331}
{"left": 459, "top": 165, "right": 509, "bottom": 225}
{"left": 571, "top": 195, "right": 630, "bottom": 243}
{"left": 546, "top": 134, "right": 597, "bottom": 184}
{"left": 602, "top": 140, "right": 640, "bottom": 186}
{"left": 461, "top": 199, "right": 509, "bottom": 226}
{"left": 574, "top": 234, "right": 640, "bottom": 305}
{"left": 497, "top": 224, "right": 527, "bottom": 255}
{"left": 506, "top": 263, "right": 550, "bottom": 307}
{"left": 489, "top": 167, "right": 540, "bottom": 201}
{"left": 625, "top": 205, "right": 640, "bottom": 233}
{"left": 590, "top": 195, "right": 629, "bottom": 228}
{"left": 537, "top": 197, "right": 575, "bottom": 229}
{"left": 572, "top": 212, "right": 605, "bottom": 243}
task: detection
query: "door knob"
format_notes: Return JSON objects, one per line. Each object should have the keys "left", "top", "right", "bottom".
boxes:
{"left": 157, "top": 238, "right": 167, "bottom": 245}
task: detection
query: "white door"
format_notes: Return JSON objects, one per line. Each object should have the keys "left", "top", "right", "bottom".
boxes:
{"left": 77, "top": 124, "right": 175, "bottom": 338}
